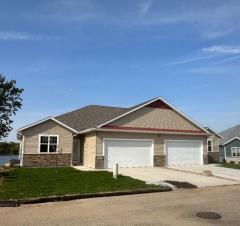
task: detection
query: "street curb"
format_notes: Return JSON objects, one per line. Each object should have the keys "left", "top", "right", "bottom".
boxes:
{"left": 0, "top": 187, "right": 172, "bottom": 207}
{"left": 0, "top": 200, "right": 20, "bottom": 207}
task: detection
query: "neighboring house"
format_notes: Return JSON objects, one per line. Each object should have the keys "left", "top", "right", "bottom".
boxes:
{"left": 219, "top": 124, "right": 240, "bottom": 163}
{"left": 17, "top": 97, "right": 220, "bottom": 168}
{"left": 204, "top": 127, "right": 223, "bottom": 163}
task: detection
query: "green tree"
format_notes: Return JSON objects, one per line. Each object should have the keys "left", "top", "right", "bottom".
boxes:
{"left": 0, "top": 74, "right": 23, "bottom": 140}
{"left": 0, "top": 142, "right": 19, "bottom": 155}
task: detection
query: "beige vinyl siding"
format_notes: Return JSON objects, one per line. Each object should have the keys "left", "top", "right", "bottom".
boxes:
{"left": 23, "top": 120, "right": 73, "bottom": 154}
{"left": 109, "top": 107, "right": 201, "bottom": 131}
{"left": 83, "top": 132, "right": 97, "bottom": 168}
{"left": 96, "top": 131, "right": 207, "bottom": 156}
{"left": 208, "top": 134, "right": 220, "bottom": 152}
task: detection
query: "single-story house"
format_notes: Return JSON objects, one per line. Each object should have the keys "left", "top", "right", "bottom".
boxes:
{"left": 17, "top": 97, "right": 220, "bottom": 168}
{"left": 219, "top": 124, "right": 240, "bottom": 163}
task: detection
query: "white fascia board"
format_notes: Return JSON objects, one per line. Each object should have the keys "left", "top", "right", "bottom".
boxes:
{"left": 18, "top": 117, "right": 78, "bottom": 134}
{"left": 51, "top": 118, "right": 78, "bottom": 133}
{"left": 223, "top": 137, "right": 240, "bottom": 146}
{"left": 76, "top": 128, "right": 96, "bottom": 135}
{"left": 76, "top": 127, "right": 209, "bottom": 136}
{"left": 17, "top": 117, "right": 53, "bottom": 132}
{"left": 97, "top": 96, "right": 208, "bottom": 134}
{"left": 96, "top": 128, "right": 208, "bottom": 136}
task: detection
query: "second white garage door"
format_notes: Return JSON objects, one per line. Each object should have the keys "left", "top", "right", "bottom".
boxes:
{"left": 166, "top": 140, "right": 203, "bottom": 166}
{"left": 104, "top": 139, "right": 153, "bottom": 168}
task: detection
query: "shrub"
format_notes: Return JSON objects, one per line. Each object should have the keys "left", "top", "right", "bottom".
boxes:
{"left": 230, "top": 161, "right": 235, "bottom": 164}
{"left": 222, "top": 159, "right": 227, "bottom": 164}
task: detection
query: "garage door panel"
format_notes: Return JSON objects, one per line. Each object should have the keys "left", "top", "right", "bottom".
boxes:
{"left": 104, "top": 140, "right": 153, "bottom": 168}
{"left": 166, "top": 141, "right": 203, "bottom": 166}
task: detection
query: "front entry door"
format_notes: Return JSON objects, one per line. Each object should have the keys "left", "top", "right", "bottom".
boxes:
{"left": 72, "top": 139, "right": 80, "bottom": 164}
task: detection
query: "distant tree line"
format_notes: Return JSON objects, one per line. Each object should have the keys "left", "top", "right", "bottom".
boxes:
{"left": 0, "top": 142, "right": 19, "bottom": 155}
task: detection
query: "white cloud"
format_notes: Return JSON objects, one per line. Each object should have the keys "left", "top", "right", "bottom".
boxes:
{"left": 45, "top": 1, "right": 240, "bottom": 39}
{"left": 0, "top": 31, "right": 44, "bottom": 41}
{"left": 202, "top": 45, "right": 240, "bottom": 54}
{"left": 163, "top": 54, "right": 224, "bottom": 67}
{"left": 138, "top": 0, "right": 152, "bottom": 15}
{"left": 214, "top": 54, "right": 240, "bottom": 65}
{"left": 163, "top": 45, "right": 240, "bottom": 68}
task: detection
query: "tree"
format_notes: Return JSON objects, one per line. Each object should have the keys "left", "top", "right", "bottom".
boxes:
{"left": 0, "top": 74, "right": 23, "bottom": 140}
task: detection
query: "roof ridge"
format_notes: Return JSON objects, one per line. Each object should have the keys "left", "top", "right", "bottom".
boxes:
{"left": 220, "top": 124, "right": 240, "bottom": 134}
{"left": 89, "top": 104, "right": 127, "bottom": 109}
{"left": 55, "top": 104, "right": 127, "bottom": 119}
{"left": 54, "top": 105, "right": 92, "bottom": 119}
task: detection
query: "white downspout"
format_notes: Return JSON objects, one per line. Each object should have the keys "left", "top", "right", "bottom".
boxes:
{"left": 19, "top": 142, "right": 22, "bottom": 161}
{"left": 224, "top": 146, "right": 226, "bottom": 160}
{"left": 20, "top": 135, "right": 25, "bottom": 167}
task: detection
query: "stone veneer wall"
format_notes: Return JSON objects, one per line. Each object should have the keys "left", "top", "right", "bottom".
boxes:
{"left": 154, "top": 155, "right": 165, "bottom": 167}
{"left": 95, "top": 156, "right": 104, "bottom": 169}
{"left": 203, "top": 155, "right": 208, "bottom": 164}
{"left": 208, "top": 152, "right": 219, "bottom": 163}
{"left": 22, "top": 154, "right": 72, "bottom": 167}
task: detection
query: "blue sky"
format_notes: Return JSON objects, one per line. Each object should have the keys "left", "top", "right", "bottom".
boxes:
{"left": 1, "top": 0, "right": 240, "bottom": 141}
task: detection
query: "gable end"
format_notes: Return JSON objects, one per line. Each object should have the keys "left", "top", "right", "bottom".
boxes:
{"left": 102, "top": 99, "right": 207, "bottom": 134}
{"left": 144, "top": 99, "right": 171, "bottom": 109}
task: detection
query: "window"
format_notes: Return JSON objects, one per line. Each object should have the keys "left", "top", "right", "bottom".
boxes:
{"left": 207, "top": 139, "right": 213, "bottom": 152}
{"left": 231, "top": 147, "right": 240, "bottom": 157}
{"left": 39, "top": 135, "right": 58, "bottom": 153}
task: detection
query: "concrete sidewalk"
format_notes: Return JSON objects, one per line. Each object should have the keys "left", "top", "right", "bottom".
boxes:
{"left": 168, "top": 164, "right": 240, "bottom": 181}
{"left": 119, "top": 167, "right": 240, "bottom": 188}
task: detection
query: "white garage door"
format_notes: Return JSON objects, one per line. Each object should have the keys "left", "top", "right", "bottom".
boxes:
{"left": 104, "top": 139, "right": 153, "bottom": 168}
{"left": 166, "top": 140, "right": 203, "bottom": 166}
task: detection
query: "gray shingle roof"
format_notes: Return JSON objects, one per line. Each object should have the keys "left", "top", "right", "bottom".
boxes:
{"left": 55, "top": 105, "right": 128, "bottom": 132}
{"left": 19, "top": 97, "right": 209, "bottom": 135}
{"left": 54, "top": 98, "right": 159, "bottom": 132}
{"left": 220, "top": 124, "right": 240, "bottom": 144}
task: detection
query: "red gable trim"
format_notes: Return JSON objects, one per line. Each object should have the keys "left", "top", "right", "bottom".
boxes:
{"left": 145, "top": 99, "right": 171, "bottom": 109}
{"left": 102, "top": 125, "right": 207, "bottom": 134}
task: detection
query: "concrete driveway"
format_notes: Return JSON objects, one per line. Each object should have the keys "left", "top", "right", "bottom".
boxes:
{"left": 119, "top": 167, "right": 240, "bottom": 188}
{"left": 168, "top": 164, "right": 240, "bottom": 181}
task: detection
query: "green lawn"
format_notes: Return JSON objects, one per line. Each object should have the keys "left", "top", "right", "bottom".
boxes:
{"left": 0, "top": 167, "right": 158, "bottom": 200}
{"left": 221, "top": 163, "right": 240, "bottom": 170}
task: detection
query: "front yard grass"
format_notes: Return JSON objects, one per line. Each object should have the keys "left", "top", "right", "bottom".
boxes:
{"left": 0, "top": 167, "right": 159, "bottom": 200}
{"left": 220, "top": 163, "right": 240, "bottom": 170}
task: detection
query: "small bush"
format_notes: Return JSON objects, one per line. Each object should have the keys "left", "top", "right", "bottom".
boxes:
{"left": 230, "top": 161, "right": 235, "bottom": 164}
{"left": 222, "top": 159, "right": 227, "bottom": 164}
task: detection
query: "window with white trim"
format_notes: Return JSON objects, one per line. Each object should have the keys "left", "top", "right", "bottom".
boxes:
{"left": 39, "top": 135, "right": 58, "bottom": 153}
{"left": 231, "top": 147, "right": 240, "bottom": 157}
{"left": 207, "top": 139, "right": 213, "bottom": 152}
